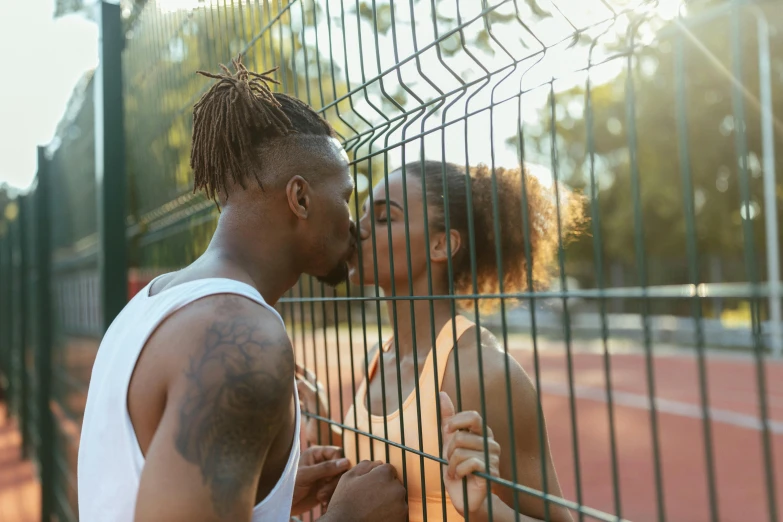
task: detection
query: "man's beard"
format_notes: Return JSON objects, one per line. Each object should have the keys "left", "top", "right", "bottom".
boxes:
{"left": 316, "top": 261, "right": 350, "bottom": 287}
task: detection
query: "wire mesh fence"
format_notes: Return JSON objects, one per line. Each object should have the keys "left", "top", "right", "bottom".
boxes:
{"left": 0, "top": 0, "right": 781, "bottom": 520}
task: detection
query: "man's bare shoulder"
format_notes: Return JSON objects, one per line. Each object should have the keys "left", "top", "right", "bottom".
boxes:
{"left": 146, "top": 294, "right": 295, "bottom": 419}
{"left": 144, "top": 294, "right": 295, "bottom": 517}
{"left": 148, "top": 294, "right": 290, "bottom": 362}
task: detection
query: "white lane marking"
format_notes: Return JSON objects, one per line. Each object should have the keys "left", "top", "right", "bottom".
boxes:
{"left": 540, "top": 381, "right": 783, "bottom": 435}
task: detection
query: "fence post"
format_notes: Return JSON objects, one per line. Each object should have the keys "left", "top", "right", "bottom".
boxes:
{"left": 7, "top": 211, "right": 18, "bottom": 420}
{"left": 35, "top": 145, "right": 54, "bottom": 522}
{"left": 17, "top": 194, "right": 30, "bottom": 457}
{"left": 755, "top": 13, "right": 782, "bottom": 358}
{"left": 1, "top": 218, "right": 16, "bottom": 414}
{"left": 0, "top": 228, "right": 8, "bottom": 407}
{"left": 95, "top": 0, "right": 127, "bottom": 330}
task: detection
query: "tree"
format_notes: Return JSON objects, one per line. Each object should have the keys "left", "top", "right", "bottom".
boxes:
{"left": 512, "top": 1, "right": 783, "bottom": 314}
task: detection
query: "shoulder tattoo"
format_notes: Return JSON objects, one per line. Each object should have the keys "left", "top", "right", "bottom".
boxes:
{"left": 174, "top": 316, "right": 294, "bottom": 517}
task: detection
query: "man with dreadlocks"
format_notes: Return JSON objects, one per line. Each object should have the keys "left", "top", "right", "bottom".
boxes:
{"left": 77, "top": 56, "right": 407, "bottom": 522}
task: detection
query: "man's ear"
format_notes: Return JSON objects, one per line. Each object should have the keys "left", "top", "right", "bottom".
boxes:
{"left": 286, "top": 175, "right": 311, "bottom": 219}
{"left": 430, "top": 229, "right": 461, "bottom": 263}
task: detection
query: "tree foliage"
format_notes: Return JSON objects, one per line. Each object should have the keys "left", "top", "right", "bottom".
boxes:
{"left": 122, "top": 0, "right": 549, "bottom": 269}
{"left": 514, "top": 1, "right": 783, "bottom": 296}
{"left": 52, "top": 0, "right": 783, "bottom": 316}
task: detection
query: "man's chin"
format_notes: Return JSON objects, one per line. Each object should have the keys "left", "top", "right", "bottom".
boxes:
{"left": 315, "top": 263, "right": 350, "bottom": 288}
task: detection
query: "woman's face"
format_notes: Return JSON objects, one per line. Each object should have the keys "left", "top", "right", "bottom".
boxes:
{"left": 349, "top": 169, "right": 432, "bottom": 291}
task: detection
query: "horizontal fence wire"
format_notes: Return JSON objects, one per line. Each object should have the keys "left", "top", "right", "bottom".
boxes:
{"left": 304, "top": 409, "right": 631, "bottom": 522}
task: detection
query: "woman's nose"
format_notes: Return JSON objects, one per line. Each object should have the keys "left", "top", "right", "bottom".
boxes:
{"left": 349, "top": 220, "right": 358, "bottom": 241}
{"left": 358, "top": 216, "right": 371, "bottom": 241}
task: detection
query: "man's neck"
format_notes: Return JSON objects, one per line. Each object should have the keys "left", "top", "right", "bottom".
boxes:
{"left": 204, "top": 207, "right": 301, "bottom": 306}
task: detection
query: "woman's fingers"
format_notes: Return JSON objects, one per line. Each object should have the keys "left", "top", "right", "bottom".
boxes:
{"left": 296, "top": 375, "right": 317, "bottom": 394}
{"left": 295, "top": 364, "right": 320, "bottom": 388}
{"left": 294, "top": 363, "right": 311, "bottom": 379}
{"left": 442, "top": 411, "right": 500, "bottom": 483}
{"left": 296, "top": 373, "right": 329, "bottom": 413}
{"left": 443, "top": 410, "right": 494, "bottom": 439}
{"left": 447, "top": 447, "right": 500, "bottom": 480}
{"left": 447, "top": 447, "right": 500, "bottom": 479}
{"left": 295, "top": 366, "right": 326, "bottom": 399}
{"left": 296, "top": 378, "right": 317, "bottom": 408}
{"left": 443, "top": 430, "right": 501, "bottom": 461}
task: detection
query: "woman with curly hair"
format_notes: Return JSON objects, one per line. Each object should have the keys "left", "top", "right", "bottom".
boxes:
{"left": 298, "top": 160, "right": 581, "bottom": 522}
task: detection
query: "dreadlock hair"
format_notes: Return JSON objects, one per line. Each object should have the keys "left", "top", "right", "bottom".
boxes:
{"left": 190, "top": 55, "right": 335, "bottom": 201}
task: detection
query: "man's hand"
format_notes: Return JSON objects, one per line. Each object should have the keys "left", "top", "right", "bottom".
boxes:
{"left": 320, "top": 461, "right": 408, "bottom": 522}
{"left": 291, "top": 446, "right": 350, "bottom": 515}
{"left": 440, "top": 391, "right": 501, "bottom": 518}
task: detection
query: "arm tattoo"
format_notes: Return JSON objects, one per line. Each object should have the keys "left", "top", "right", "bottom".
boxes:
{"left": 174, "top": 316, "right": 294, "bottom": 518}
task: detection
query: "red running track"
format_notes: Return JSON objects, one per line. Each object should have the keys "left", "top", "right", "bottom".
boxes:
{"left": 294, "top": 329, "right": 783, "bottom": 522}
{"left": 517, "top": 343, "right": 783, "bottom": 522}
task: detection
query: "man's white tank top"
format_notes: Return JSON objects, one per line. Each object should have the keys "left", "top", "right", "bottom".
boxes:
{"left": 78, "top": 276, "right": 300, "bottom": 522}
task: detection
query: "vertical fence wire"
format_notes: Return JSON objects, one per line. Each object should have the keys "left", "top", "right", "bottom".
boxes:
{"left": 517, "top": 106, "right": 553, "bottom": 522}
{"left": 729, "top": 4, "right": 779, "bottom": 522}
{"left": 673, "top": 28, "right": 720, "bottom": 522}
{"left": 585, "top": 26, "right": 623, "bottom": 519}
{"left": 0, "top": 233, "right": 9, "bottom": 411}
{"left": 625, "top": 17, "right": 666, "bottom": 522}
{"left": 549, "top": 79, "right": 584, "bottom": 522}
{"left": 17, "top": 195, "right": 31, "bottom": 457}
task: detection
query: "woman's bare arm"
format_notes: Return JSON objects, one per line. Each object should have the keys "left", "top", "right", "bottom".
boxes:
{"left": 441, "top": 328, "right": 572, "bottom": 522}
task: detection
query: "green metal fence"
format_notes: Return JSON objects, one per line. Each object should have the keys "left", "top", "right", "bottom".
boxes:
{"left": 0, "top": 0, "right": 781, "bottom": 520}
